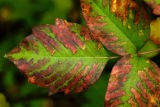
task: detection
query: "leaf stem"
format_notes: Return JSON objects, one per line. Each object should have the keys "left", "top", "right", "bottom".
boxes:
{"left": 138, "top": 49, "right": 160, "bottom": 56}
{"left": 104, "top": 56, "right": 120, "bottom": 59}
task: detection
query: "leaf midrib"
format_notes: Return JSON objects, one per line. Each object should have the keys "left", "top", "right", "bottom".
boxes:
{"left": 40, "top": 56, "right": 109, "bottom": 59}
{"left": 120, "top": 57, "right": 140, "bottom": 106}
{"left": 6, "top": 54, "right": 111, "bottom": 59}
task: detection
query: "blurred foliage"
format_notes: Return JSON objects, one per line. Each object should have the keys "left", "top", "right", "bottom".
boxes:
{"left": 0, "top": 0, "right": 75, "bottom": 25}
{"left": 0, "top": 93, "right": 10, "bottom": 107}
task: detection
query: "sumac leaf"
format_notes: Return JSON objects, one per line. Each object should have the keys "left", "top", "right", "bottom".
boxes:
{"left": 5, "top": 19, "right": 111, "bottom": 95}
{"left": 144, "top": 0, "right": 160, "bottom": 15}
{"left": 81, "top": 0, "right": 150, "bottom": 56}
{"left": 105, "top": 55, "right": 160, "bottom": 107}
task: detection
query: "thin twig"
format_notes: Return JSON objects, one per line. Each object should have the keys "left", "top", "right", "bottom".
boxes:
{"left": 103, "top": 56, "right": 120, "bottom": 59}
{"left": 138, "top": 49, "right": 160, "bottom": 56}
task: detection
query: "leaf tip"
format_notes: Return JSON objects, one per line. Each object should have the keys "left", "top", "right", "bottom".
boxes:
{"left": 4, "top": 54, "right": 8, "bottom": 59}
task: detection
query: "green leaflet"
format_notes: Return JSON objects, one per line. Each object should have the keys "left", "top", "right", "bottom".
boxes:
{"left": 81, "top": 0, "right": 150, "bottom": 56}
{"left": 105, "top": 55, "right": 160, "bottom": 107}
{"left": 5, "top": 19, "right": 111, "bottom": 94}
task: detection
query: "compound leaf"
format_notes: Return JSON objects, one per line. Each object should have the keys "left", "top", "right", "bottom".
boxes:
{"left": 81, "top": 0, "right": 150, "bottom": 56}
{"left": 5, "top": 19, "right": 110, "bottom": 95}
{"left": 105, "top": 55, "right": 160, "bottom": 107}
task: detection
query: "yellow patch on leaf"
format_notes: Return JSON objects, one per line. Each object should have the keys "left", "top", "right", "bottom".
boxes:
{"left": 150, "top": 18, "right": 160, "bottom": 45}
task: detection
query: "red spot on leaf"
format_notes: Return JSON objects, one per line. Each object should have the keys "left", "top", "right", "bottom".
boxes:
{"left": 74, "top": 64, "right": 99, "bottom": 93}
{"left": 110, "top": 0, "right": 130, "bottom": 22}
{"left": 138, "top": 71, "right": 156, "bottom": 93}
{"left": 105, "top": 99, "right": 122, "bottom": 107}
{"left": 131, "top": 88, "right": 146, "bottom": 107}
{"left": 128, "top": 97, "right": 136, "bottom": 107}
{"left": 80, "top": 26, "right": 91, "bottom": 41}
{"left": 153, "top": 5, "right": 160, "bottom": 15}
{"left": 62, "top": 65, "right": 90, "bottom": 94}
{"left": 80, "top": 26, "right": 102, "bottom": 49}
{"left": 106, "top": 89, "right": 125, "bottom": 100}
{"left": 33, "top": 26, "right": 59, "bottom": 55}
{"left": 49, "top": 62, "right": 82, "bottom": 94}
{"left": 51, "top": 19, "right": 85, "bottom": 53}
{"left": 8, "top": 46, "right": 20, "bottom": 54}
{"left": 28, "top": 76, "right": 36, "bottom": 84}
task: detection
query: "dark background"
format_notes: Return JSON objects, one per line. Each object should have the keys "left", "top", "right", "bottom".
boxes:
{"left": 0, "top": 0, "right": 112, "bottom": 107}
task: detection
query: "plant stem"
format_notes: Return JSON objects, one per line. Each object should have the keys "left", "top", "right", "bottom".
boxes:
{"left": 102, "top": 56, "right": 120, "bottom": 59}
{"left": 107, "top": 49, "right": 160, "bottom": 58}
{"left": 138, "top": 49, "right": 160, "bottom": 56}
